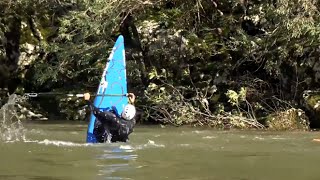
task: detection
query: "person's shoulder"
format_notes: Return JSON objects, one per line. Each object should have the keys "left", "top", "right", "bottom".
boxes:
{"left": 119, "top": 118, "right": 135, "bottom": 124}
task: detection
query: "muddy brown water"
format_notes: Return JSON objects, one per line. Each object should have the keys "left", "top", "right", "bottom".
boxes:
{"left": 1, "top": 121, "right": 320, "bottom": 180}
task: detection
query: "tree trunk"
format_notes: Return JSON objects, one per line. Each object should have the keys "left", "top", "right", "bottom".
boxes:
{"left": 3, "top": 16, "right": 21, "bottom": 93}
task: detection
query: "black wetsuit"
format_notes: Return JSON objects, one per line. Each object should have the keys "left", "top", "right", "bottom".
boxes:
{"left": 87, "top": 101, "right": 135, "bottom": 143}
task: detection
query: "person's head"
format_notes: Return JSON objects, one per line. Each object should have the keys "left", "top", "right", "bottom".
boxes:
{"left": 121, "top": 104, "right": 136, "bottom": 120}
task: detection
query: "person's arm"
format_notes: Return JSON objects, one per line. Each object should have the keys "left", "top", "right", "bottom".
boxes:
{"left": 92, "top": 107, "right": 118, "bottom": 124}
{"left": 84, "top": 93, "right": 119, "bottom": 124}
{"left": 84, "top": 93, "right": 97, "bottom": 111}
{"left": 118, "top": 118, "right": 135, "bottom": 140}
{"left": 127, "top": 93, "right": 135, "bottom": 105}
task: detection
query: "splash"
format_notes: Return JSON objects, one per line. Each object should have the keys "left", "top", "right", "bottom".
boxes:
{"left": 0, "top": 94, "right": 26, "bottom": 142}
{"left": 202, "top": 136, "right": 217, "bottom": 139}
{"left": 135, "top": 140, "right": 165, "bottom": 149}
{"left": 35, "top": 139, "right": 91, "bottom": 147}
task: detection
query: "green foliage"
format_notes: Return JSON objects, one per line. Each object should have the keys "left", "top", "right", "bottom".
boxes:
{"left": 260, "top": 0, "right": 320, "bottom": 76}
{"left": 1, "top": 0, "right": 320, "bottom": 128}
{"left": 266, "top": 108, "right": 309, "bottom": 130}
{"left": 143, "top": 82, "right": 197, "bottom": 126}
{"left": 226, "top": 87, "right": 247, "bottom": 107}
{"left": 35, "top": 0, "right": 155, "bottom": 90}
{"left": 226, "top": 90, "right": 239, "bottom": 107}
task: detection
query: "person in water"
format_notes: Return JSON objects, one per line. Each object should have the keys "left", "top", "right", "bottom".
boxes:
{"left": 83, "top": 92, "right": 136, "bottom": 143}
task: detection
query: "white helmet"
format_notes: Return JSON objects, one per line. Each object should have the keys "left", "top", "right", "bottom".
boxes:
{"left": 121, "top": 104, "right": 136, "bottom": 120}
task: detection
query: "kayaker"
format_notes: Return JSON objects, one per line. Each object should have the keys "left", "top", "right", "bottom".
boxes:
{"left": 84, "top": 92, "right": 136, "bottom": 143}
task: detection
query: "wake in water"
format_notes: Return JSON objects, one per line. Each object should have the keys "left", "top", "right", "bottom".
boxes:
{"left": 24, "top": 139, "right": 92, "bottom": 147}
{"left": 0, "top": 94, "right": 26, "bottom": 142}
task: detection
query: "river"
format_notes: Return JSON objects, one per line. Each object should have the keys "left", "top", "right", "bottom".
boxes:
{"left": 1, "top": 121, "right": 320, "bottom": 180}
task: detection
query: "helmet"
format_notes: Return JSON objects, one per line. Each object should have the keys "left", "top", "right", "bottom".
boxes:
{"left": 121, "top": 104, "right": 136, "bottom": 120}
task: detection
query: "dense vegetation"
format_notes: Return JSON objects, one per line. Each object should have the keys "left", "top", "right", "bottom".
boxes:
{"left": 1, "top": 0, "right": 320, "bottom": 130}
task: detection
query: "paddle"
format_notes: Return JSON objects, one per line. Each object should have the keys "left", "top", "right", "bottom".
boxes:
{"left": 24, "top": 92, "right": 127, "bottom": 98}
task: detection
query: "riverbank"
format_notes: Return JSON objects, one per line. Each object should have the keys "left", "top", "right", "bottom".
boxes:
{"left": 0, "top": 92, "right": 313, "bottom": 131}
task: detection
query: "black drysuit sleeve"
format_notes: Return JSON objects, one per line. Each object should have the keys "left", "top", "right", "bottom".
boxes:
{"left": 86, "top": 101, "right": 119, "bottom": 124}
